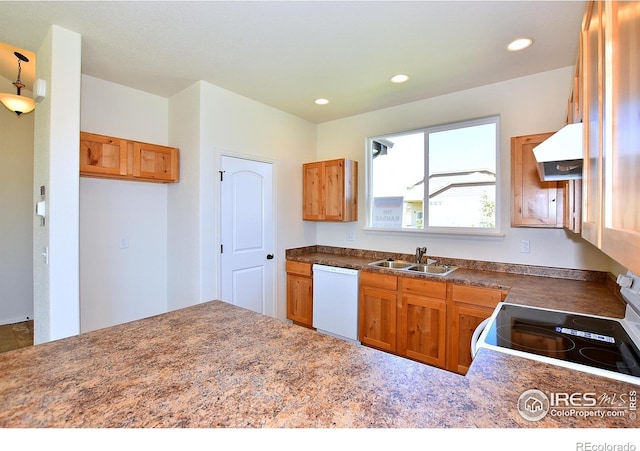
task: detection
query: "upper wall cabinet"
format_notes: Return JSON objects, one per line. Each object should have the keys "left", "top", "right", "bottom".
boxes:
{"left": 79, "top": 133, "right": 128, "bottom": 178}
{"left": 511, "top": 132, "right": 563, "bottom": 228}
{"left": 132, "top": 141, "right": 179, "bottom": 182}
{"left": 580, "top": 1, "right": 640, "bottom": 275}
{"left": 80, "top": 131, "right": 179, "bottom": 183}
{"left": 598, "top": 1, "right": 640, "bottom": 275}
{"left": 581, "top": 1, "right": 604, "bottom": 248}
{"left": 303, "top": 158, "right": 357, "bottom": 222}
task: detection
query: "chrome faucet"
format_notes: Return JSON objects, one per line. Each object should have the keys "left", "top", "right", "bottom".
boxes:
{"left": 415, "top": 246, "right": 427, "bottom": 264}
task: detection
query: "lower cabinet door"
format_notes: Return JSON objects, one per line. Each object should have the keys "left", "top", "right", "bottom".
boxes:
{"left": 358, "top": 285, "right": 397, "bottom": 352}
{"left": 447, "top": 303, "right": 494, "bottom": 375}
{"left": 397, "top": 293, "right": 447, "bottom": 368}
{"left": 286, "top": 273, "right": 313, "bottom": 327}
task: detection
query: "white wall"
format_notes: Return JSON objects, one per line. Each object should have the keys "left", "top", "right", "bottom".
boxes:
{"left": 79, "top": 178, "right": 168, "bottom": 332}
{"left": 168, "top": 81, "right": 317, "bottom": 320}
{"left": 316, "top": 67, "right": 616, "bottom": 272}
{"left": 80, "top": 75, "right": 317, "bottom": 328}
{"left": 167, "top": 82, "right": 202, "bottom": 312}
{"left": 79, "top": 75, "right": 169, "bottom": 332}
{"left": 33, "top": 26, "right": 81, "bottom": 343}
{"left": 0, "top": 75, "right": 34, "bottom": 325}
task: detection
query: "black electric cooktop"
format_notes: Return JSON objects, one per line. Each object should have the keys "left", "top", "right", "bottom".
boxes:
{"left": 481, "top": 304, "right": 640, "bottom": 379}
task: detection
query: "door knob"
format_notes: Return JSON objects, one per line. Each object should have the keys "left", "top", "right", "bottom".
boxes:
{"left": 266, "top": 254, "right": 274, "bottom": 260}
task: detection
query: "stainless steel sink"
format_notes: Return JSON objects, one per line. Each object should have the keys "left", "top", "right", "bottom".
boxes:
{"left": 368, "top": 258, "right": 447, "bottom": 274}
{"left": 406, "top": 264, "right": 458, "bottom": 276}
{"left": 368, "top": 260, "right": 413, "bottom": 269}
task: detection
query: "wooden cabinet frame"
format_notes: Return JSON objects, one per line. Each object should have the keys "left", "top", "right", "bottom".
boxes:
{"left": 576, "top": 1, "right": 640, "bottom": 275}
{"left": 285, "top": 261, "right": 314, "bottom": 328}
{"left": 445, "top": 283, "right": 507, "bottom": 374}
{"left": 581, "top": 1, "right": 605, "bottom": 247}
{"left": 80, "top": 131, "right": 179, "bottom": 183}
{"left": 397, "top": 277, "right": 447, "bottom": 368}
{"left": 357, "top": 269, "right": 508, "bottom": 374}
{"left": 80, "top": 132, "right": 128, "bottom": 177}
{"left": 358, "top": 271, "right": 397, "bottom": 352}
{"left": 511, "top": 132, "right": 563, "bottom": 228}
{"left": 598, "top": 1, "right": 640, "bottom": 275}
{"left": 303, "top": 158, "right": 357, "bottom": 222}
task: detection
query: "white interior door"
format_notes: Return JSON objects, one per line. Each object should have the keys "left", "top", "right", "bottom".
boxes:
{"left": 220, "top": 156, "right": 274, "bottom": 316}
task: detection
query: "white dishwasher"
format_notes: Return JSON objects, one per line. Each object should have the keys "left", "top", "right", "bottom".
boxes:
{"left": 312, "top": 264, "right": 359, "bottom": 343}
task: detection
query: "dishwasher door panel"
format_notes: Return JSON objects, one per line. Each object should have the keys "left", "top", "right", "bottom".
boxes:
{"left": 312, "top": 265, "right": 359, "bottom": 342}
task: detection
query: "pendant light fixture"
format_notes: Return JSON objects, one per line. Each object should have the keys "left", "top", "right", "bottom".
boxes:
{"left": 0, "top": 51, "right": 36, "bottom": 116}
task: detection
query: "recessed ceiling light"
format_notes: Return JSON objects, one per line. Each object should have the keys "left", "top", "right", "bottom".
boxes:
{"left": 507, "top": 38, "right": 533, "bottom": 52}
{"left": 390, "top": 74, "right": 409, "bottom": 83}
{"left": 315, "top": 98, "right": 329, "bottom": 105}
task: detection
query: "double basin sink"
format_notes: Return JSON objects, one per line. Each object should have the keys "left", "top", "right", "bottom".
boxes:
{"left": 368, "top": 259, "right": 458, "bottom": 276}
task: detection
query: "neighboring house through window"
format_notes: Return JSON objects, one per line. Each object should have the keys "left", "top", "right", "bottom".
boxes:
{"left": 368, "top": 115, "right": 500, "bottom": 234}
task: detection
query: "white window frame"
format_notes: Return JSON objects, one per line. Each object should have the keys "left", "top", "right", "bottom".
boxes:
{"left": 365, "top": 115, "right": 502, "bottom": 237}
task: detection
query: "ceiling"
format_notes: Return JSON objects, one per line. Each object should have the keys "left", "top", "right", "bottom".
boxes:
{"left": 0, "top": 1, "right": 586, "bottom": 124}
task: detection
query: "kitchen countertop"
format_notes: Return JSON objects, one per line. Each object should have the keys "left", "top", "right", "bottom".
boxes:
{"left": 0, "top": 300, "right": 637, "bottom": 428}
{"left": 286, "top": 246, "right": 627, "bottom": 318}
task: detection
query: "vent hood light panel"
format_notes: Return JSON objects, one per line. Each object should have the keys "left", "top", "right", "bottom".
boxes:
{"left": 532, "top": 122, "right": 584, "bottom": 181}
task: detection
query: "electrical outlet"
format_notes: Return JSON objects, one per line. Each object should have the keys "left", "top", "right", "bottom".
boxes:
{"left": 520, "top": 240, "right": 530, "bottom": 253}
{"left": 346, "top": 231, "right": 355, "bottom": 241}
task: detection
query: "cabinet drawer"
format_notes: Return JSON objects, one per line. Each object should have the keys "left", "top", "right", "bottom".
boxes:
{"left": 399, "top": 277, "right": 447, "bottom": 299}
{"left": 360, "top": 271, "right": 397, "bottom": 291}
{"left": 449, "top": 284, "right": 506, "bottom": 309}
{"left": 285, "top": 260, "right": 312, "bottom": 277}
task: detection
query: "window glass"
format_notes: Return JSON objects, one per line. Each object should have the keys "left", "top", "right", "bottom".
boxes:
{"left": 368, "top": 116, "right": 498, "bottom": 233}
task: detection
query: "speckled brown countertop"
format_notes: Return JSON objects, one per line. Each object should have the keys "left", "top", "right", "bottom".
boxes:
{"left": 0, "top": 299, "right": 638, "bottom": 428}
{"left": 286, "top": 245, "right": 627, "bottom": 318}
{"left": 0, "top": 246, "right": 636, "bottom": 428}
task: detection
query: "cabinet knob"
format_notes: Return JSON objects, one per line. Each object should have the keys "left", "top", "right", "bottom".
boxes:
{"left": 266, "top": 254, "right": 274, "bottom": 260}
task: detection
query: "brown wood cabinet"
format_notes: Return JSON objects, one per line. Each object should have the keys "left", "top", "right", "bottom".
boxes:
{"left": 599, "top": 1, "right": 640, "bottom": 276}
{"left": 303, "top": 158, "right": 357, "bottom": 222}
{"left": 80, "top": 131, "right": 179, "bottom": 183}
{"left": 576, "top": 1, "right": 640, "bottom": 276}
{"left": 133, "top": 141, "right": 179, "bottom": 182}
{"left": 285, "top": 261, "right": 314, "bottom": 328}
{"left": 563, "top": 179, "right": 582, "bottom": 234}
{"left": 581, "top": 1, "right": 605, "bottom": 247}
{"left": 358, "top": 269, "right": 507, "bottom": 375}
{"left": 566, "top": 49, "right": 583, "bottom": 126}
{"left": 358, "top": 271, "right": 397, "bottom": 352}
{"left": 561, "top": 34, "right": 584, "bottom": 235}
{"left": 79, "top": 132, "right": 128, "bottom": 177}
{"left": 397, "top": 277, "right": 447, "bottom": 368}
{"left": 511, "top": 132, "right": 563, "bottom": 228}
{"left": 446, "top": 284, "right": 507, "bottom": 375}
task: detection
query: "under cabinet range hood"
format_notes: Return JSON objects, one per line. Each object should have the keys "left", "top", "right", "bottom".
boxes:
{"left": 532, "top": 122, "right": 583, "bottom": 181}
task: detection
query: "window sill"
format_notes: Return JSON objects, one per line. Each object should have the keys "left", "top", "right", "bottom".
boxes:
{"left": 362, "top": 227, "right": 505, "bottom": 240}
